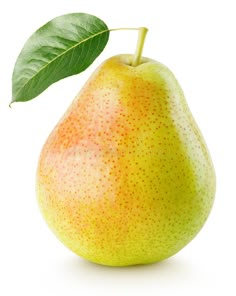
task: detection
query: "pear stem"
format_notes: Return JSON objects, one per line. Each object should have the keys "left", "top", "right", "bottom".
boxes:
{"left": 131, "top": 27, "right": 148, "bottom": 67}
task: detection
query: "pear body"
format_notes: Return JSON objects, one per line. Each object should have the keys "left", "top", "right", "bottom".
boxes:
{"left": 36, "top": 55, "right": 215, "bottom": 266}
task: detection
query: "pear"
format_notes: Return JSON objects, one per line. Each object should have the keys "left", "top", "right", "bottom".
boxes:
{"left": 36, "top": 54, "right": 215, "bottom": 266}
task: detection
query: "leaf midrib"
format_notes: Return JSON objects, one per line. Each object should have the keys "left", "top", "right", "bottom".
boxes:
{"left": 15, "top": 28, "right": 109, "bottom": 100}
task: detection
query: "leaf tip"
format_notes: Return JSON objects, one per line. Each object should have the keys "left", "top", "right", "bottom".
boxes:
{"left": 9, "top": 98, "right": 15, "bottom": 108}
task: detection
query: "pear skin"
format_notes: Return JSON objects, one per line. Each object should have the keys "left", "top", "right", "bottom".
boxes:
{"left": 36, "top": 54, "right": 216, "bottom": 266}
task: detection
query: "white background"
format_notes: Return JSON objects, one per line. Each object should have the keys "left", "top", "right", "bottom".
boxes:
{"left": 0, "top": 0, "right": 235, "bottom": 295}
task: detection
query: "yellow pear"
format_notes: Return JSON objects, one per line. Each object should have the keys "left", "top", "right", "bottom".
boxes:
{"left": 36, "top": 53, "right": 215, "bottom": 266}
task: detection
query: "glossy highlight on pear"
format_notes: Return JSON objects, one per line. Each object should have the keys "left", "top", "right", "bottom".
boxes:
{"left": 36, "top": 54, "right": 216, "bottom": 266}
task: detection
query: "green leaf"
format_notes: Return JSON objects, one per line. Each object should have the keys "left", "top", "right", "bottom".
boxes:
{"left": 12, "top": 13, "right": 109, "bottom": 103}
